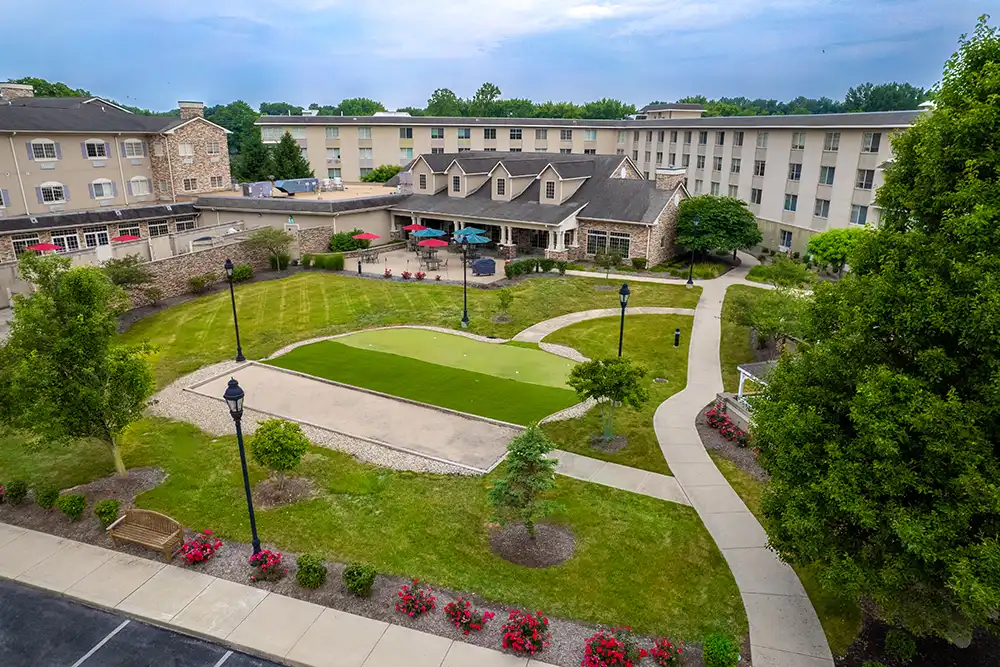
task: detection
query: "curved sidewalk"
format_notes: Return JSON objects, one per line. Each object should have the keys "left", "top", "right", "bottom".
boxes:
{"left": 653, "top": 257, "right": 834, "bottom": 666}
{"left": 512, "top": 306, "right": 696, "bottom": 343}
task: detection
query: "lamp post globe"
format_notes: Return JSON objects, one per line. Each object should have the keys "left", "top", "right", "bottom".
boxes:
{"left": 687, "top": 215, "right": 700, "bottom": 287}
{"left": 224, "top": 258, "right": 246, "bottom": 362}
{"left": 222, "top": 378, "right": 261, "bottom": 555}
{"left": 618, "top": 282, "right": 630, "bottom": 357}
{"left": 460, "top": 236, "right": 470, "bottom": 328}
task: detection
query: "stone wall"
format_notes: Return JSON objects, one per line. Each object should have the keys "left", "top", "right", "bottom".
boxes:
{"left": 646, "top": 194, "right": 682, "bottom": 266}
{"left": 149, "top": 118, "right": 232, "bottom": 202}
{"left": 615, "top": 160, "right": 643, "bottom": 180}
{"left": 575, "top": 220, "right": 651, "bottom": 261}
{"left": 299, "top": 226, "right": 335, "bottom": 254}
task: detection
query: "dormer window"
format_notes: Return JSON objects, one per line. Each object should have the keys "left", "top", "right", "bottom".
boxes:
{"left": 452, "top": 176, "right": 461, "bottom": 192}
{"left": 545, "top": 181, "right": 556, "bottom": 199}
{"left": 419, "top": 174, "right": 427, "bottom": 189}
{"left": 496, "top": 178, "right": 506, "bottom": 196}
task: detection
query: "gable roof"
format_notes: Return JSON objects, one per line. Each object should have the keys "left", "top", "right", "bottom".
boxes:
{"left": 0, "top": 97, "right": 200, "bottom": 134}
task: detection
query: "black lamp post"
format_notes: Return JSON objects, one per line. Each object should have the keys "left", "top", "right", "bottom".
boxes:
{"left": 686, "top": 215, "right": 700, "bottom": 287}
{"left": 460, "top": 236, "right": 470, "bottom": 328}
{"left": 224, "top": 258, "right": 246, "bottom": 362}
{"left": 618, "top": 282, "right": 630, "bottom": 357}
{"left": 223, "top": 378, "right": 261, "bottom": 555}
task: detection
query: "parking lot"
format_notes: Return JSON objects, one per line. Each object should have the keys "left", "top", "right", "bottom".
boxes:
{"left": 0, "top": 579, "right": 281, "bottom": 667}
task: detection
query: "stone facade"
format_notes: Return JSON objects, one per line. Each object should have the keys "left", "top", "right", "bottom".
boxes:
{"left": 575, "top": 219, "right": 652, "bottom": 261}
{"left": 0, "top": 83, "right": 34, "bottom": 101}
{"left": 616, "top": 159, "right": 644, "bottom": 180}
{"left": 135, "top": 239, "right": 271, "bottom": 306}
{"left": 646, "top": 193, "right": 682, "bottom": 266}
{"left": 298, "top": 226, "right": 335, "bottom": 254}
{"left": 149, "top": 118, "right": 232, "bottom": 202}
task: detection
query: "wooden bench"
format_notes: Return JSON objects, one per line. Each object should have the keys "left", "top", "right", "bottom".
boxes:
{"left": 106, "top": 509, "right": 183, "bottom": 561}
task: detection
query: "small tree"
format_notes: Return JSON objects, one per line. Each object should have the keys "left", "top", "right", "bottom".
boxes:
{"left": 728, "top": 287, "right": 807, "bottom": 352}
{"left": 249, "top": 419, "right": 309, "bottom": 487}
{"left": 488, "top": 424, "right": 557, "bottom": 539}
{"left": 806, "top": 227, "right": 868, "bottom": 275}
{"left": 271, "top": 131, "right": 314, "bottom": 179}
{"left": 754, "top": 255, "right": 814, "bottom": 287}
{"left": 360, "top": 164, "right": 403, "bottom": 183}
{"left": 497, "top": 288, "right": 514, "bottom": 318}
{"left": 102, "top": 254, "right": 152, "bottom": 289}
{"left": 676, "top": 195, "right": 763, "bottom": 257}
{"left": 328, "top": 228, "right": 371, "bottom": 252}
{"left": 594, "top": 250, "right": 622, "bottom": 278}
{"left": 245, "top": 227, "right": 294, "bottom": 269}
{"left": 567, "top": 357, "right": 649, "bottom": 440}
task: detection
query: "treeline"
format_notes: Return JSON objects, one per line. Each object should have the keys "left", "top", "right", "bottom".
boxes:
{"left": 673, "top": 82, "right": 929, "bottom": 116}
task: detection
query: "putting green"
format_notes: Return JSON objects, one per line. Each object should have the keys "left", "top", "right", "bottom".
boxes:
{"left": 334, "top": 328, "right": 575, "bottom": 388}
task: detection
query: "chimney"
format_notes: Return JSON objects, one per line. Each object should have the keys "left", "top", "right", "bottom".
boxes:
{"left": 1, "top": 83, "right": 35, "bottom": 101}
{"left": 178, "top": 101, "right": 205, "bottom": 120}
{"left": 655, "top": 167, "right": 687, "bottom": 191}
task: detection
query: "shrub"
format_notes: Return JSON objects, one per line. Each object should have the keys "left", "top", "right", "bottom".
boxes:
{"left": 329, "top": 253, "right": 345, "bottom": 271}
{"left": 232, "top": 263, "right": 253, "bottom": 282}
{"left": 141, "top": 286, "right": 164, "bottom": 306}
{"left": 383, "top": 268, "right": 393, "bottom": 279}
{"left": 556, "top": 260, "right": 568, "bottom": 274}
{"left": 248, "top": 549, "right": 287, "bottom": 583}
{"left": 268, "top": 253, "right": 290, "bottom": 270}
{"left": 329, "top": 228, "right": 371, "bottom": 252}
{"left": 884, "top": 630, "right": 917, "bottom": 664}
{"left": 179, "top": 530, "right": 223, "bottom": 566}
{"left": 93, "top": 499, "right": 121, "bottom": 529}
{"left": 504, "top": 262, "right": 517, "bottom": 279}
{"left": 249, "top": 419, "right": 309, "bottom": 486}
{"left": 702, "top": 633, "right": 740, "bottom": 667}
{"left": 295, "top": 553, "right": 327, "bottom": 589}
{"left": 582, "top": 628, "right": 641, "bottom": 667}
{"left": 395, "top": 578, "right": 436, "bottom": 618}
{"left": 497, "top": 288, "right": 515, "bottom": 317}
{"left": 594, "top": 250, "right": 622, "bottom": 277}
{"left": 4, "top": 480, "right": 28, "bottom": 505}
{"left": 401, "top": 270, "right": 412, "bottom": 280}
{"left": 56, "top": 494, "right": 86, "bottom": 521}
{"left": 415, "top": 271, "right": 426, "bottom": 280}
{"left": 35, "top": 486, "right": 59, "bottom": 509}
{"left": 0, "top": 484, "right": 4, "bottom": 504}
{"left": 641, "top": 637, "right": 683, "bottom": 666}
{"left": 862, "top": 662, "right": 889, "bottom": 667}
{"left": 343, "top": 562, "right": 377, "bottom": 597}
{"left": 188, "top": 272, "right": 217, "bottom": 294}
{"left": 631, "top": 257, "right": 648, "bottom": 270}
{"left": 539, "top": 258, "right": 556, "bottom": 273}
{"left": 500, "top": 610, "right": 550, "bottom": 655}
{"left": 444, "top": 597, "right": 495, "bottom": 635}
{"left": 301, "top": 253, "right": 315, "bottom": 268}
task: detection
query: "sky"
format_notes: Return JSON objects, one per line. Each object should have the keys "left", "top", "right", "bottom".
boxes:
{"left": 0, "top": 0, "right": 992, "bottom": 112}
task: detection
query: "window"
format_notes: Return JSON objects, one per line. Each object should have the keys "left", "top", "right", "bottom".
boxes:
{"left": 681, "top": 154, "right": 690, "bottom": 167}
{"left": 51, "top": 232, "right": 80, "bottom": 253}
{"left": 359, "top": 147, "right": 373, "bottom": 160}
{"left": 731, "top": 158, "right": 741, "bottom": 174}
{"left": 400, "top": 148, "right": 413, "bottom": 160}
{"left": 823, "top": 132, "right": 840, "bottom": 151}
{"left": 750, "top": 188, "right": 763, "bottom": 204}
{"left": 418, "top": 174, "right": 427, "bottom": 189}
{"left": 584, "top": 148, "right": 596, "bottom": 155}
{"left": 91, "top": 179, "right": 115, "bottom": 199}
{"left": 668, "top": 152, "right": 676, "bottom": 166}
{"left": 710, "top": 182, "right": 720, "bottom": 195}
{"left": 684, "top": 131, "right": 692, "bottom": 145}
{"left": 713, "top": 156, "right": 723, "bottom": 171}
{"left": 326, "top": 147, "right": 341, "bottom": 160}
{"left": 261, "top": 127, "right": 282, "bottom": 141}
{"left": 756, "top": 132, "right": 769, "bottom": 148}
{"left": 131, "top": 176, "right": 152, "bottom": 195}
{"left": 696, "top": 155, "right": 706, "bottom": 169}
{"left": 657, "top": 131, "right": 665, "bottom": 143}
{"left": 582, "top": 130, "right": 597, "bottom": 141}
{"left": 754, "top": 160, "right": 766, "bottom": 176}
{"left": 788, "top": 163, "right": 802, "bottom": 181}
{"left": 814, "top": 198, "right": 830, "bottom": 218}
{"left": 791, "top": 132, "right": 806, "bottom": 150}
{"left": 698, "top": 131, "right": 708, "bottom": 145}
{"left": 328, "top": 167, "right": 342, "bottom": 178}
{"left": 608, "top": 232, "right": 630, "bottom": 257}
{"left": 148, "top": 222, "right": 169, "bottom": 237}
{"left": 123, "top": 140, "right": 145, "bottom": 157}
{"left": 616, "top": 149, "right": 625, "bottom": 155}
{"left": 586, "top": 230, "right": 607, "bottom": 255}
{"left": 39, "top": 183, "right": 66, "bottom": 203}
{"left": 496, "top": 178, "right": 506, "bottom": 196}
{"left": 205, "top": 141, "right": 220, "bottom": 155}
{"left": 484, "top": 148, "right": 497, "bottom": 152}
{"left": 862, "top": 132, "right": 882, "bottom": 153}
{"left": 326, "top": 126, "right": 339, "bottom": 139}
{"left": 182, "top": 178, "right": 197, "bottom": 191}
{"left": 644, "top": 151, "right": 651, "bottom": 163}
{"left": 457, "top": 128, "right": 471, "bottom": 139}
{"left": 560, "top": 129, "right": 572, "bottom": 141}
{"left": 153, "top": 142, "right": 164, "bottom": 157}
{"left": 694, "top": 179, "right": 703, "bottom": 193}
{"left": 560, "top": 148, "right": 572, "bottom": 154}
{"left": 535, "top": 129, "right": 547, "bottom": 140}
{"left": 289, "top": 127, "right": 306, "bottom": 139}
{"left": 484, "top": 128, "right": 496, "bottom": 140}
{"left": 780, "top": 230, "right": 793, "bottom": 249}
{"left": 851, "top": 204, "right": 869, "bottom": 226}
{"left": 178, "top": 143, "right": 194, "bottom": 156}
{"left": 534, "top": 148, "right": 547, "bottom": 152}
{"left": 209, "top": 176, "right": 224, "bottom": 189}
{"left": 617, "top": 131, "right": 626, "bottom": 144}
{"left": 431, "top": 127, "right": 445, "bottom": 139}
{"left": 84, "top": 139, "right": 108, "bottom": 159}
{"left": 733, "top": 131, "right": 744, "bottom": 147}
{"left": 784, "top": 193, "right": 798, "bottom": 211}
{"left": 458, "top": 147, "right": 471, "bottom": 152}
{"left": 656, "top": 151, "right": 663, "bottom": 164}
{"left": 452, "top": 176, "right": 461, "bottom": 192}
{"left": 399, "top": 127, "right": 413, "bottom": 139}
{"left": 157, "top": 179, "right": 168, "bottom": 193}
{"left": 716, "top": 131, "right": 725, "bottom": 145}
{"left": 174, "top": 218, "right": 195, "bottom": 232}
{"left": 545, "top": 181, "right": 556, "bottom": 199}
{"left": 511, "top": 148, "right": 522, "bottom": 152}
{"left": 856, "top": 169, "right": 875, "bottom": 189}
{"left": 646, "top": 131, "right": 653, "bottom": 142}
{"left": 359, "top": 167, "right": 373, "bottom": 177}
{"left": 819, "top": 165, "right": 835, "bottom": 185}
{"left": 12, "top": 233, "right": 40, "bottom": 256}
{"left": 358, "top": 127, "right": 372, "bottom": 139}
{"left": 117, "top": 223, "right": 140, "bottom": 237}
{"left": 728, "top": 184, "right": 739, "bottom": 197}
{"left": 670, "top": 131, "right": 678, "bottom": 143}
{"left": 31, "top": 139, "right": 58, "bottom": 160}
{"left": 510, "top": 128, "right": 522, "bottom": 140}
{"left": 431, "top": 147, "right": 444, "bottom": 154}
{"left": 83, "top": 225, "right": 110, "bottom": 247}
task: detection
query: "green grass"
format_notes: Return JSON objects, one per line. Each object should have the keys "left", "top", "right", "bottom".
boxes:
{"left": 333, "top": 329, "right": 576, "bottom": 389}
{"left": 651, "top": 257, "right": 731, "bottom": 280}
{"left": 540, "top": 315, "right": 693, "bottom": 474}
{"left": 0, "top": 427, "right": 115, "bottom": 489}
{"left": 720, "top": 285, "right": 759, "bottom": 393}
{"left": 0, "top": 417, "right": 747, "bottom": 639}
{"left": 122, "top": 273, "right": 701, "bottom": 387}
{"left": 267, "top": 341, "right": 578, "bottom": 425}
{"left": 709, "top": 451, "right": 861, "bottom": 655}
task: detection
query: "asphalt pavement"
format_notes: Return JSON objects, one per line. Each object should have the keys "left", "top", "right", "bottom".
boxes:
{"left": 0, "top": 579, "right": 282, "bottom": 667}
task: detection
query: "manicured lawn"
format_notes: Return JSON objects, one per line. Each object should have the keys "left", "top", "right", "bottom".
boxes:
{"left": 267, "top": 340, "right": 578, "bottom": 425}
{"left": 651, "top": 257, "right": 732, "bottom": 280}
{"left": 0, "top": 418, "right": 748, "bottom": 640}
{"left": 0, "top": 427, "right": 114, "bottom": 489}
{"left": 720, "top": 285, "right": 759, "bottom": 393}
{"left": 708, "top": 451, "right": 861, "bottom": 655}
{"left": 540, "top": 314, "right": 693, "bottom": 475}
{"left": 122, "top": 273, "right": 701, "bottom": 387}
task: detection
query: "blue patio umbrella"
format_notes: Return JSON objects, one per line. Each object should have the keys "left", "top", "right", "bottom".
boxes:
{"left": 452, "top": 227, "right": 486, "bottom": 237}
{"left": 459, "top": 233, "right": 490, "bottom": 244}
{"left": 413, "top": 228, "right": 446, "bottom": 238}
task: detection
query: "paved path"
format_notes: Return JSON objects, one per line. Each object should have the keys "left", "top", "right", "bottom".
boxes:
{"left": 0, "top": 523, "right": 556, "bottom": 667}
{"left": 653, "top": 255, "right": 834, "bottom": 667}
{"left": 550, "top": 450, "right": 689, "bottom": 506}
{"left": 512, "top": 306, "right": 696, "bottom": 343}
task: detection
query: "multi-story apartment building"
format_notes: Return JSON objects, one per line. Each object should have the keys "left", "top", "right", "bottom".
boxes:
{"left": 257, "top": 105, "right": 923, "bottom": 254}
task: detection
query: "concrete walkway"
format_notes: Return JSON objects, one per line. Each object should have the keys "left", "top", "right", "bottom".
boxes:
{"left": 550, "top": 450, "right": 689, "bottom": 506}
{"left": 512, "top": 306, "right": 696, "bottom": 343}
{"left": 652, "top": 255, "right": 834, "bottom": 667}
{"left": 0, "top": 523, "right": 555, "bottom": 667}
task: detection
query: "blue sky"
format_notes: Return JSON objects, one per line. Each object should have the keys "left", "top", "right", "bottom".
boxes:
{"left": 1, "top": 0, "right": 991, "bottom": 112}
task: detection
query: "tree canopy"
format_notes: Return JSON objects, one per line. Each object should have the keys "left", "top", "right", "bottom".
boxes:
{"left": 487, "top": 424, "right": 558, "bottom": 539}
{"left": 232, "top": 125, "right": 273, "bottom": 183}
{"left": 360, "top": 164, "right": 403, "bottom": 183}
{"left": 675, "top": 195, "right": 763, "bottom": 254}
{"left": 751, "top": 16, "right": 1000, "bottom": 640}
{"left": 567, "top": 357, "right": 649, "bottom": 440}
{"left": 806, "top": 227, "right": 869, "bottom": 275}
{"left": 271, "top": 131, "right": 314, "bottom": 179}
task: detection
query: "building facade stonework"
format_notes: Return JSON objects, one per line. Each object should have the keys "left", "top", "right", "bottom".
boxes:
{"left": 149, "top": 119, "right": 232, "bottom": 203}
{"left": 135, "top": 240, "right": 271, "bottom": 307}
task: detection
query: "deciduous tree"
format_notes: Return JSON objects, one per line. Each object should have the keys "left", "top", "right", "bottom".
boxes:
{"left": 250, "top": 419, "right": 309, "bottom": 488}
{"left": 360, "top": 164, "right": 402, "bottom": 183}
{"left": 844, "top": 82, "right": 928, "bottom": 112}
{"left": 568, "top": 358, "right": 649, "bottom": 440}
{"left": 245, "top": 227, "right": 294, "bottom": 266}
{"left": 426, "top": 88, "right": 466, "bottom": 116}
{"left": 675, "top": 195, "right": 763, "bottom": 256}
{"left": 336, "top": 97, "right": 386, "bottom": 116}
{"left": 806, "top": 227, "right": 868, "bottom": 275}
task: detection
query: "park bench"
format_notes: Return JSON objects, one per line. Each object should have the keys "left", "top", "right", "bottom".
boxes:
{"left": 106, "top": 509, "right": 183, "bottom": 561}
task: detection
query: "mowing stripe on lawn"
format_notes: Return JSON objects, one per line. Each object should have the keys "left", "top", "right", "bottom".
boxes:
{"left": 266, "top": 340, "right": 578, "bottom": 425}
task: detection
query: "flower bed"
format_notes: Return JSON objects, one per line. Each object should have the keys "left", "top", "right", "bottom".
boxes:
{"left": 444, "top": 597, "right": 495, "bottom": 635}
{"left": 704, "top": 402, "right": 748, "bottom": 447}
{"left": 395, "top": 578, "right": 436, "bottom": 618}
{"left": 179, "top": 530, "right": 222, "bottom": 566}
{"left": 500, "top": 609, "right": 550, "bottom": 655}
{"left": 582, "top": 628, "right": 641, "bottom": 666}
{"left": 641, "top": 636, "right": 683, "bottom": 666}
{"left": 249, "top": 549, "right": 287, "bottom": 582}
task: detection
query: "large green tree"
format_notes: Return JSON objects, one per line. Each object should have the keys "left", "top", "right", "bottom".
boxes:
{"left": 425, "top": 88, "right": 466, "bottom": 116}
{"left": 844, "top": 82, "right": 928, "bottom": 112}
{"left": 360, "top": 164, "right": 402, "bottom": 183}
{"left": 675, "top": 195, "right": 763, "bottom": 255}
{"left": 233, "top": 127, "right": 273, "bottom": 182}
{"left": 1, "top": 253, "right": 154, "bottom": 475}
{"left": 582, "top": 98, "right": 637, "bottom": 120}
{"left": 806, "top": 227, "right": 869, "bottom": 275}
{"left": 470, "top": 82, "right": 503, "bottom": 117}
{"left": 204, "top": 100, "right": 259, "bottom": 155}
{"left": 10, "top": 76, "right": 90, "bottom": 97}
{"left": 271, "top": 131, "right": 314, "bottom": 179}
{"left": 336, "top": 97, "right": 386, "bottom": 116}
{"left": 752, "top": 16, "right": 1000, "bottom": 640}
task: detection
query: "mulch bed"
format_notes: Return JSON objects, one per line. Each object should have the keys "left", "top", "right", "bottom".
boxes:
{"left": 695, "top": 402, "right": 767, "bottom": 481}
{"left": 489, "top": 522, "right": 576, "bottom": 568}
{"left": 836, "top": 614, "right": 1000, "bottom": 667}
{"left": 590, "top": 434, "right": 628, "bottom": 453}
{"left": 252, "top": 476, "right": 316, "bottom": 510}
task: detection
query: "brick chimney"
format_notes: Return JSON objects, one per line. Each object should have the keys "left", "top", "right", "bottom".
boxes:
{"left": 655, "top": 167, "right": 687, "bottom": 191}
{"left": 178, "top": 101, "right": 205, "bottom": 120}
{"left": 1, "top": 83, "right": 35, "bottom": 101}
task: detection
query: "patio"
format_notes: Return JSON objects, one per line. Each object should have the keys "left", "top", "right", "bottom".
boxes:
{"left": 358, "top": 246, "right": 506, "bottom": 284}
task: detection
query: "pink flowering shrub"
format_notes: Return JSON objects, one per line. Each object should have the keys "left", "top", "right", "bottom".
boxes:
{"left": 640, "top": 636, "right": 683, "bottom": 666}
{"left": 444, "top": 597, "right": 495, "bottom": 635}
{"left": 500, "top": 610, "right": 550, "bottom": 655}
{"left": 178, "top": 530, "right": 222, "bottom": 566}
{"left": 582, "top": 628, "right": 641, "bottom": 667}
{"left": 704, "top": 405, "right": 749, "bottom": 447}
{"left": 248, "top": 549, "right": 287, "bottom": 583}
{"left": 395, "top": 579, "right": 436, "bottom": 618}
{"left": 383, "top": 268, "right": 393, "bottom": 278}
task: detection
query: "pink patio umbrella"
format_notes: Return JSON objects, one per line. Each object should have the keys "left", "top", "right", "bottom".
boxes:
{"left": 417, "top": 238, "right": 449, "bottom": 247}
{"left": 352, "top": 232, "right": 381, "bottom": 240}
{"left": 402, "top": 223, "right": 427, "bottom": 231}
{"left": 26, "top": 243, "right": 63, "bottom": 252}
{"left": 111, "top": 234, "right": 141, "bottom": 242}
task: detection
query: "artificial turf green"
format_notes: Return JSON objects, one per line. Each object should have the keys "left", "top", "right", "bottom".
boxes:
{"left": 267, "top": 340, "right": 578, "bottom": 425}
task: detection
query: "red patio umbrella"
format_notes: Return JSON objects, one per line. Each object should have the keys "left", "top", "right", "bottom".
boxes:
{"left": 402, "top": 223, "right": 427, "bottom": 231}
{"left": 417, "top": 238, "right": 449, "bottom": 247}
{"left": 26, "top": 243, "right": 63, "bottom": 252}
{"left": 111, "top": 235, "right": 141, "bottom": 242}
{"left": 352, "top": 232, "right": 381, "bottom": 240}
